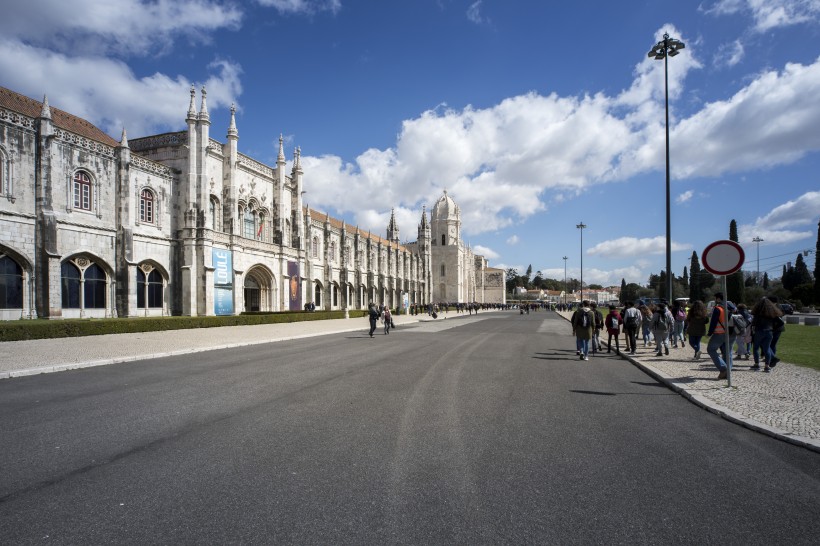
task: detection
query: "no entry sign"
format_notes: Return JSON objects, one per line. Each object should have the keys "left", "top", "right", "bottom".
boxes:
{"left": 702, "top": 240, "right": 745, "bottom": 276}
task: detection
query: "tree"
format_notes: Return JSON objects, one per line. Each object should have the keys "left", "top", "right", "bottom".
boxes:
{"left": 622, "top": 283, "right": 641, "bottom": 304}
{"left": 505, "top": 268, "right": 519, "bottom": 294}
{"left": 620, "top": 278, "right": 627, "bottom": 302}
{"left": 524, "top": 264, "right": 533, "bottom": 288}
{"left": 793, "top": 253, "right": 812, "bottom": 286}
{"left": 763, "top": 271, "right": 770, "bottom": 290}
{"left": 689, "top": 251, "right": 702, "bottom": 301}
{"left": 727, "top": 219, "right": 744, "bottom": 303}
{"left": 588, "top": 284, "right": 603, "bottom": 290}
{"left": 532, "top": 270, "right": 544, "bottom": 289}
{"left": 814, "top": 218, "right": 820, "bottom": 305}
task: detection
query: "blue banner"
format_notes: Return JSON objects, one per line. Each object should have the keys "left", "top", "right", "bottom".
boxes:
{"left": 213, "top": 248, "right": 234, "bottom": 315}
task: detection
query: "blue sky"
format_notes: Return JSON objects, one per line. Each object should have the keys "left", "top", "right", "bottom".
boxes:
{"left": 2, "top": 0, "right": 819, "bottom": 287}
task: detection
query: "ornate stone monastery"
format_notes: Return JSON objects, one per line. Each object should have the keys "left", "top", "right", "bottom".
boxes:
{"left": 0, "top": 85, "right": 505, "bottom": 320}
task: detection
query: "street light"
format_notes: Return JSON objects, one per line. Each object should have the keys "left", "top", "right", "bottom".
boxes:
{"left": 563, "top": 256, "right": 568, "bottom": 308}
{"left": 649, "top": 32, "right": 685, "bottom": 302}
{"left": 576, "top": 223, "right": 586, "bottom": 302}
{"left": 753, "top": 236, "right": 764, "bottom": 285}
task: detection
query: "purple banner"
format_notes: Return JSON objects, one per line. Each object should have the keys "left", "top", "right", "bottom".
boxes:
{"left": 288, "top": 261, "right": 302, "bottom": 311}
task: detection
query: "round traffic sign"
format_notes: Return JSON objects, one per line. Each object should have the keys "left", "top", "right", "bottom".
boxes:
{"left": 702, "top": 240, "right": 745, "bottom": 276}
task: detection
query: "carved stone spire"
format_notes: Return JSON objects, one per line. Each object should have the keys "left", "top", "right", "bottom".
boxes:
{"left": 420, "top": 205, "right": 428, "bottom": 229}
{"left": 198, "top": 86, "right": 209, "bottom": 122}
{"left": 227, "top": 103, "right": 238, "bottom": 139}
{"left": 293, "top": 146, "right": 302, "bottom": 173}
{"left": 187, "top": 85, "right": 197, "bottom": 120}
{"left": 277, "top": 134, "right": 285, "bottom": 164}
{"left": 387, "top": 207, "right": 400, "bottom": 243}
{"left": 40, "top": 94, "right": 51, "bottom": 119}
{"left": 119, "top": 128, "right": 129, "bottom": 148}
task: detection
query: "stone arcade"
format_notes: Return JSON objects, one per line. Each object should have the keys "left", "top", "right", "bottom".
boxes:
{"left": 0, "top": 85, "right": 505, "bottom": 320}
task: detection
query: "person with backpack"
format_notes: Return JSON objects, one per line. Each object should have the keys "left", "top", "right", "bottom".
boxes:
{"left": 685, "top": 300, "right": 709, "bottom": 360}
{"left": 671, "top": 300, "right": 687, "bottom": 348}
{"left": 706, "top": 292, "right": 735, "bottom": 380}
{"left": 367, "top": 302, "right": 381, "bottom": 338}
{"left": 571, "top": 300, "right": 595, "bottom": 361}
{"left": 383, "top": 306, "right": 392, "bottom": 335}
{"left": 622, "top": 301, "right": 642, "bottom": 355}
{"left": 605, "top": 304, "right": 622, "bottom": 354}
{"left": 750, "top": 297, "right": 784, "bottom": 372}
{"left": 734, "top": 303, "right": 752, "bottom": 360}
{"left": 651, "top": 302, "right": 672, "bottom": 356}
{"left": 590, "top": 302, "right": 604, "bottom": 354}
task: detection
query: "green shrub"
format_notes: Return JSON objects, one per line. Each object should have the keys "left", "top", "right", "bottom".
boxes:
{"left": 0, "top": 310, "right": 368, "bottom": 342}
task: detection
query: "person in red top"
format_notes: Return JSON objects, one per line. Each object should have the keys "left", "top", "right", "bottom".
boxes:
{"left": 605, "top": 304, "right": 622, "bottom": 355}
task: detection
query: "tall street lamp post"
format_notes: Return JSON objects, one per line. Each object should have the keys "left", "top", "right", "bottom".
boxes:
{"left": 753, "top": 236, "right": 764, "bottom": 285}
{"left": 649, "top": 32, "right": 685, "bottom": 302}
{"left": 576, "top": 223, "right": 586, "bottom": 302}
{"left": 563, "top": 256, "right": 568, "bottom": 307}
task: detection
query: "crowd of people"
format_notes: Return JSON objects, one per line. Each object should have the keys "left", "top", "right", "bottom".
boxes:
{"left": 569, "top": 294, "right": 786, "bottom": 378}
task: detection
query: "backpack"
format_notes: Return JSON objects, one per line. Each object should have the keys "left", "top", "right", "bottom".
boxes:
{"left": 625, "top": 311, "right": 640, "bottom": 329}
{"left": 729, "top": 314, "right": 747, "bottom": 335}
{"left": 608, "top": 314, "right": 619, "bottom": 329}
{"left": 675, "top": 308, "right": 686, "bottom": 322}
{"left": 594, "top": 310, "right": 603, "bottom": 329}
{"left": 576, "top": 310, "right": 590, "bottom": 329}
{"left": 653, "top": 312, "right": 669, "bottom": 332}
{"left": 773, "top": 315, "right": 786, "bottom": 332}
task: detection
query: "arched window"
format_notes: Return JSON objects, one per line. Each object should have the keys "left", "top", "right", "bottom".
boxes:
{"left": 73, "top": 171, "right": 92, "bottom": 211}
{"left": 312, "top": 237, "right": 319, "bottom": 259}
{"left": 209, "top": 197, "right": 221, "bottom": 231}
{"left": 137, "top": 268, "right": 163, "bottom": 308}
{"left": 84, "top": 264, "right": 106, "bottom": 309}
{"left": 314, "top": 283, "right": 322, "bottom": 306}
{"left": 441, "top": 264, "right": 446, "bottom": 277}
{"left": 442, "top": 233, "right": 446, "bottom": 246}
{"left": 0, "top": 255, "right": 23, "bottom": 309}
{"left": 243, "top": 207, "right": 255, "bottom": 239}
{"left": 61, "top": 262, "right": 81, "bottom": 308}
{"left": 140, "top": 189, "right": 155, "bottom": 223}
{"left": 257, "top": 212, "right": 266, "bottom": 240}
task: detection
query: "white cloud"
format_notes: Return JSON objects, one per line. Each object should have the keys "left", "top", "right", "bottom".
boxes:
{"left": 506, "top": 235, "right": 520, "bottom": 245}
{"left": 704, "top": 0, "right": 820, "bottom": 32}
{"left": 676, "top": 190, "right": 694, "bottom": 204}
{"left": 714, "top": 40, "right": 745, "bottom": 68}
{"left": 256, "top": 0, "right": 341, "bottom": 15}
{"left": 473, "top": 245, "right": 499, "bottom": 260}
{"left": 0, "top": 0, "right": 243, "bottom": 56}
{"left": 587, "top": 236, "right": 692, "bottom": 258}
{"left": 0, "top": 39, "right": 242, "bottom": 136}
{"left": 466, "top": 1, "right": 488, "bottom": 24}
{"left": 738, "top": 191, "right": 820, "bottom": 244}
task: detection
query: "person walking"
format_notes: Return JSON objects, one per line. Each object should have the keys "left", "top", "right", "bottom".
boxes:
{"left": 605, "top": 304, "right": 622, "bottom": 354}
{"left": 367, "top": 302, "right": 380, "bottom": 338}
{"left": 622, "top": 301, "right": 642, "bottom": 355}
{"left": 735, "top": 303, "right": 752, "bottom": 360}
{"left": 706, "top": 292, "right": 735, "bottom": 380}
{"left": 750, "top": 297, "right": 784, "bottom": 372}
{"left": 685, "top": 300, "right": 709, "bottom": 360}
{"left": 590, "top": 302, "right": 604, "bottom": 354}
{"left": 383, "top": 306, "right": 392, "bottom": 335}
{"left": 640, "top": 304, "right": 653, "bottom": 347}
{"left": 571, "top": 300, "right": 595, "bottom": 361}
{"left": 671, "top": 300, "right": 686, "bottom": 348}
{"left": 651, "top": 302, "right": 672, "bottom": 357}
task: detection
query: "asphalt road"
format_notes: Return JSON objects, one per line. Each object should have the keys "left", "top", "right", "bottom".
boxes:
{"left": 2, "top": 311, "right": 819, "bottom": 544}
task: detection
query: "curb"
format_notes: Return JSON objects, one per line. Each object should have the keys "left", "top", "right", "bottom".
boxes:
{"left": 555, "top": 311, "right": 820, "bottom": 453}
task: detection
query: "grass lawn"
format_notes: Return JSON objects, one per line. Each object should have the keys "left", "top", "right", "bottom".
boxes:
{"left": 778, "top": 324, "right": 820, "bottom": 371}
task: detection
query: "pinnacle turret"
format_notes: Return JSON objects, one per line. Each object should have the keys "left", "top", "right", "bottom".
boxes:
{"left": 187, "top": 85, "right": 197, "bottom": 120}
{"left": 198, "top": 86, "right": 209, "bottom": 122}
{"left": 40, "top": 94, "right": 51, "bottom": 119}
{"left": 227, "top": 103, "right": 238, "bottom": 139}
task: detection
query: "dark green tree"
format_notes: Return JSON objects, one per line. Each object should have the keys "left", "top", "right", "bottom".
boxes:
{"left": 620, "top": 278, "right": 627, "bottom": 302}
{"left": 622, "top": 282, "right": 641, "bottom": 303}
{"left": 815, "top": 218, "right": 820, "bottom": 304}
{"left": 763, "top": 271, "right": 770, "bottom": 290}
{"left": 505, "top": 267, "right": 519, "bottom": 294}
{"left": 793, "top": 253, "right": 812, "bottom": 286}
{"left": 727, "top": 220, "right": 744, "bottom": 303}
{"left": 524, "top": 264, "right": 533, "bottom": 288}
{"left": 689, "top": 251, "right": 703, "bottom": 301}
{"left": 532, "top": 270, "right": 544, "bottom": 289}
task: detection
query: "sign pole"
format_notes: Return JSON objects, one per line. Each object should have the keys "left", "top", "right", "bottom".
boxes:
{"left": 723, "top": 275, "right": 731, "bottom": 387}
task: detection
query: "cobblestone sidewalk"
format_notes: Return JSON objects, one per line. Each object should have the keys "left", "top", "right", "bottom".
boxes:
{"left": 558, "top": 311, "right": 820, "bottom": 452}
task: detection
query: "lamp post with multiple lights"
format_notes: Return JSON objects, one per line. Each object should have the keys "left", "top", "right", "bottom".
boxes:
{"left": 648, "top": 32, "right": 685, "bottom": 302}
{"left": 563, "top": 256, "right": 568, "bottom": 307}
{"left": 576, "top": 223, "right": 586, "bottom": 302}
{"left": 753, "top": 236, "right": 764, "bottom": 285}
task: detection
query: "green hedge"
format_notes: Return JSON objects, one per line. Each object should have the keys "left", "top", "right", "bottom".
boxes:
{"left": 0, "top": 310, "right": 368, "bottom": 342}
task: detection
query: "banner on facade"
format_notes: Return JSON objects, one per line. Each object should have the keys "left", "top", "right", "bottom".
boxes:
{"left": 402, "top": 292, "right": 409, "bottom": 313}
{"left": 213, "top": 248, "right": 234, "bottom": 315}
{"left": 288, "top": 261, "right": 302, "bottom": 311}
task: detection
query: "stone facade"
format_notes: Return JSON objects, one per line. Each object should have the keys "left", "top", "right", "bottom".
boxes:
{"left": 0, "top": 85, "right": 504, "bottom": 320}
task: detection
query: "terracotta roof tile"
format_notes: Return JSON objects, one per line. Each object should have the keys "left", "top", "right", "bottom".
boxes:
{"left": 0, "top": 86, "right": 119, "bottom": 147}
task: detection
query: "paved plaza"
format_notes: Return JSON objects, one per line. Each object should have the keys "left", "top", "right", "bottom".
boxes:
{"left": 2, "top": 310, "right": 819, "bottom": 452}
